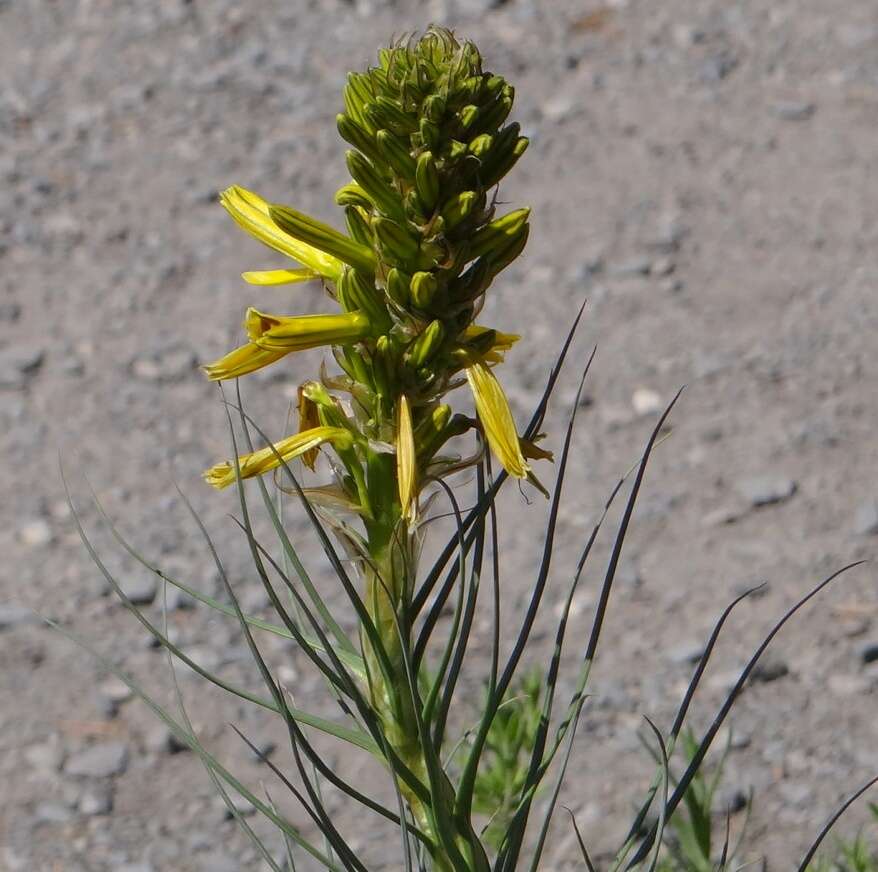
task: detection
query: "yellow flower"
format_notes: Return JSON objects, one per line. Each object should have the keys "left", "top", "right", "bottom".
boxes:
{"left": 203, "top": 308, "right": 372, "bottom": 381}
{"left": 396, "top": 395, "right": 416, "bottom": 520}
{"left": 465, "top": 361, "right": 529, "bottom": 479}
{"left": 203, "top": 426, "right": 353, "bottom": 489}
{"left": 220, "top": 186, "right": 344, "bottom": 282}
{"left": 241, "top": 268, "right": 320, "bottom": 286}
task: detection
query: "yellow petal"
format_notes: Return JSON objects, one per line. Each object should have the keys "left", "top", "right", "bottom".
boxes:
{"left": 245, "top": 308, "right": 371, "bottom": 352}
{"left": 397, "top": 395, "right": 417, "bottom": 520}
{"left": 203, "top": 426, "right": 353, "bottom": 490}
{"left": 464, "top": 324, "right": 521, "bottom": 353}
{"left": 220, "top": 186, "right": 344, "bottom": 282}
{"left": 202, "top": 342, "right": 289, "bottom": 381}
{"left": 465, "top": 362, "right": 529, "bottom": 479}
{"left": 297, "top": 385, "right": 322, "bottom": 471}
{"left": 241, "top": 268, "right": 320, "bottom": 286}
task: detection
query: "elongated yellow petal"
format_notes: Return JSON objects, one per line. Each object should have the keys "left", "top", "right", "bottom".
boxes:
{"left": 241, "top": 268, "right": 320, "bottom": 286}
{"left": 465, "top": 362, "right": 529, "bottom": 479}
{"left": 202, "top": 343, "right": 288, "bottom": 381}
{"left": 464, "top": 324, "right": 521, "bottom": 352}
{"left": 397, "top": 395, "right": 417, "bottom": 520}
{"left": 203, "top": 426, "right": 353, "bottom": 489}
{"left": 245, "top": 308, "right": 371, "bottom": 352}
{"left": 220, "top": 186, "right": 344, "bottom": 282}
{"left": 297, "top": 384, "right": 322, "bottom": 471}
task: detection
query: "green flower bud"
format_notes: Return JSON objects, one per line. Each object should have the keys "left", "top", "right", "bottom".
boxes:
{"left": 410, "top": 271, "right": 438, "bottom": 308}
{"left": 385, "top": 268, "right": 411, "bottom": 307}
{"left": 344, "top": 206, "right": 372, "bottom": 247}
{"left": 468, "top": 133, "right": 493, "bottom": 157}
{"left": 345, "top": 150, "right": 406, "bottom": 221}
{"left": 373, "top": 216, "right": 419, "bottom": 263}
{"left": 467, "top": 208, "right": 530, "bottom": 260}
{"left": 408, "top": 319, "right": 445, "bottom": 367}
{"left": 376, "top": 129, "right": 417, "bottom": 178}
{"left": 415, "top": 152, "right": 440, "bottom": 212}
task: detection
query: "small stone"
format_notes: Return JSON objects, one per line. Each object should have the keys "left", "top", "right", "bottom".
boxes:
{"left": 735, "top": 475, "right": 797, "bottom": 507}
{"left": 771, "top": 101, "right": 816, "bottom": 121}
{"left": 78, "top": 784, "right": 114, "bottom": 816}
{"left": 219, "top": 795, "right": 256, "bottom": 819}
{"left": 700, "top": 52, "right": 738, "bottom": 83}
{"left": 130, "top": 344, "right": 197, "bottom": 383}
{"left": 750, "top": 656, "right": 789, "bottom": 683}
{"left": 144, "top": 723, "right": 190, "bottom": 755}
{"left": 0, "top": 344, "right": 45, "bottom": 389}
{"left": 667, "top": 641, "right": 705, "bottom": 665}
{"left": 64, "top": 741, "right": 129, "bottom": 778}
{"left": 853, "top": 500, "right": 878, "bottom": 536}
{"left": 609, "top": 257, "right": 652, "bottom": 278}
{"left": 778, "top": 781, "right": 810, "bottom": 808}
{"left": 119, "top": 574, "right": 157, "bottom": 605}
{"left": 859, "top": 642, "right": 878, "bottom": 665}
{"left": 99, "top": 677, "right": 133, "bottom": 705}
{"left": 828, "top": 673, "right": 872, "bottom": 696}
{"left": 0, "top": 602, "right": 38, "bottom": 629}
{"left": 114, "top": 864, "right": 156, "bottom": 872}
{"left": 701, "top": 506, "right": 743, "bottom": 527}
{"left": 616, "top": 560, "right": 643, "bottom": 588}
{"left": 161, "top": 585, "right": 197, "bottom": 611}
{"left": 248, "top": 740, "right": 277, "bottom": 763}
{"left": 24, "top": 739, "right": 64, "bottom": 773}
{"left": 717, "top": 786, "right": 748, "bottom": 814}
{"left": 198, "top": 854, "right": 239, "bottom": 872}
{"left": 649, "top": 257, "right": 675, "bottom": 277}
{"left": 17, "top": 518, "right": 53, "bottom": 547}
{"left": 708, "top": 670, "right": 741, "bottom": 696}
{"left": 631, "top": 387, "right": 663, "bottom": 416}
{"left": 33, "top": 801, "right": 74, "bottom": 824}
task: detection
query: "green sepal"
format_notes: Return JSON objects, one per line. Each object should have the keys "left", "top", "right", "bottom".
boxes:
{"left": 376, "top": 129, "right": 417, "bottom": 178}
{"left": 410, "top": 270, "right": 439, "bottom": 309}
{"left": 419, "top": 117, "right": 440, "bottom": 150}
{"left": 423, "top": 94, "right": 446, "bottom": 123}
{"left": 385, "top": 268, "right": 411, "bottom": 307}
{"left": 345, "top": 150, "right": 406, "bottom": 222}
{"left": 459, "top": 104, "right": 479, "bottom": 132}
{"left": 373, "top": 216, "right": 420, "bottom": 263}
{"left": 268, "top": 204, "right": 377, "bottom": 276}
{"left": 337, "top": 113, "right": 383, "bottom": 166}
{"left": 344, "top": 206, "right": 373, "bottom": 248}
{"left": 467, "top": 208, "right": 530, "bottom": 259}
{"left": 441, "top": 190, "right": 479, "bottom": 228}
{"left": 335, "top": 183, "right": 374, "bottom": 211}
{"left": 408, "top": 319, "right": 445, "bottom": 367}
{"left": 415, "top": 151, "right": 440, "bottom": 212}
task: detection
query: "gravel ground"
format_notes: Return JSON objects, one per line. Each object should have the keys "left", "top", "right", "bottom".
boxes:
{"left": 2, "top": 1, "right": 877, "bottom": 870}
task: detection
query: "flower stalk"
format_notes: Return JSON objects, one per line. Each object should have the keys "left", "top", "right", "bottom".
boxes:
{"left": 202, "top": 27, "right": 548, "bottom": 869}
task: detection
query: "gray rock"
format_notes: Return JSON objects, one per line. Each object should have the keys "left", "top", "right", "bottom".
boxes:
{"left": 0, "top": 344, "right": 45, "bottom": 389}
{"left": 608, "top": 257, "right": 652, "bottom": 278}
{"left": 198, "top": 852, "right": 241, "bottom": 872}
{"left": 17, "top": 518, "right": 53, "bottom": 547}
{"left": 859, "top": 641, "right": 878, "bottom": 664}
{"left": 114, "top": 865, "right": 156, "bottom": 872}
{"left": 219, "top": 795, "right": 256, "bottom": 819}
{"left": 735, "top": 475, "right": 797, "bottom": 507}
{"left": 700, "top": 52, "right": 738, "bottom": 83}
{"left": 78, "top": 784, "right": 114, "bottom": 816}
{"left": 33, "top": 801, "right": 74, "bottom": 824}
{"left": 0, "top": 602, "right": 38, "bottom": 630}
{"left": 25, "top": 739, "right": 65, "bottom": 773}
{"left": 667, "top": 641, "right": 705, "bottom": 665}
{"left": 827, "top": 673, "right": 872, "bottom": 696}
{"left": 853, "top": 500, "right": 878, "bottom": 536}
{"left": 119, "top": 574, "right": 157, "bottom": 605}
{"left": 130, "top": 344, "right": 197, "bottom": 383}
{"left": 63, "top": 741, "right": 129, "bottom": 778}
{"left": 144, "top": 723, "right": 190, "bottom": 755}
{"left": 771, "top": 101, "right": 816, "bottom": 121}
{"left": 750, "top": 656, "right": 789, "bottom": 683}
{"left": 717, "top": 785, "right": 748, "bottom": 814}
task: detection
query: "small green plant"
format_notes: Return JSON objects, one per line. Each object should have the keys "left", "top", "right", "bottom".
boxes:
{"left": 62, "top": 25, "right": 876, "bottom": 872}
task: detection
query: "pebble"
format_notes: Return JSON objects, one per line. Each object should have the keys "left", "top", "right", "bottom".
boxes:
{"left": 114, "top": 864, "right": 156, "bottom": 872}
{"left": 78, "top": 784, "right": 114, "bottom": 816}
{"left": 859, "top": 641, "right": 878, "bottom": 665}
{"left": 735, "top": 475, "right": 797, "bottom": 507}
{"left": 0, "top": 602, "right": 38, "bottom": 629}
{"left": 649, "top": 257, "right": 675, "bottom": 277}
{"left": 24, "top": 739, "right": 65, "bottom": 773}
{"left": 98, "top": 677, "right": 134, "bottom": 706}
{"left": 219, "top": 795, "right": 256, "bottom": 819}
{"left": 771, "top": 100, "right": 816, "bottom": 121}
{"left": 700, "top": 52, "right": 738, "bottom": 83}
{"left": 631, "top": 387, "right": 663, "bottom": 416}
{"left": 198, "top": 854, "right": 240, "bottom": 872}
{"left": 63, "top": 741, "right": 129, "bottom": 778}
{"left": 144, "top": 723, "right": 190, "bottom": 755}
{"left": 33, "top": 801, "right": 75, "bottom": 824}
{"left": 17, "top": 518, "right": 53, "bottom": 547}
{"left": 701, "top": 506, "right": 743, "bottom": 527}
{"left": 609, "top": 257, "right": 652, "bottom": 278}
{"left": 0, "top": 344, "right": 45, "bottom": 389}
{"left": 130, "top": 344, "right": 197, "bottom": 383}
{"left": 827, "top": 673, "right": 872, "bottom": 696}
{"left": 750, "top": 656, "right": 789, "bottom": 683}
{"left": 853, "top": 499, "right": 878, "bottom": 536}
{"left": 667, "top": 640, "right": 705, "bottom": 665}
{"left": 717, "top": 785, "right": 748, "bottom": 814}
{"left": 119, "top": 574, "right": 157, "bottom": 605}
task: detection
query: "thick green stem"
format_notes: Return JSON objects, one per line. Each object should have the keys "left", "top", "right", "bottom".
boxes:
{"left": 361, "top": 527, "right": 489, "bottom": 872}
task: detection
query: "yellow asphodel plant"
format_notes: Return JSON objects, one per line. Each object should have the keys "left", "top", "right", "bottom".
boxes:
{"left": 201, "top": 27, "right": 549, "bottom": 871}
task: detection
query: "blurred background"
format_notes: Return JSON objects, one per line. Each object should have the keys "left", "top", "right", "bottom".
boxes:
{"left": 2, "top": 0, "right": 877, "bottom": 869}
